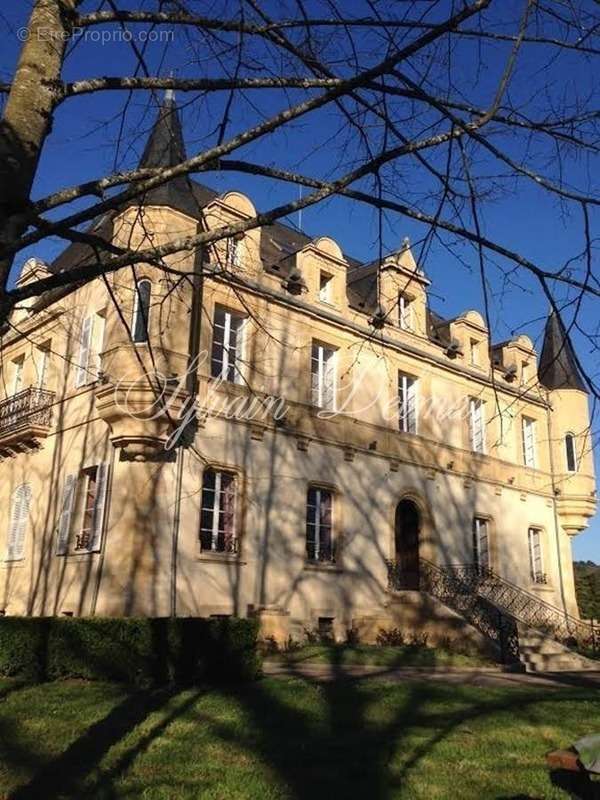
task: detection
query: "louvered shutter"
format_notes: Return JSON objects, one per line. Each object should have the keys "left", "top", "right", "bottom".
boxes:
{"left": 323, "top": 348, "right": 335, "bottom": 411}
{"left": 470, "top": 399, "right": 485, "bottom": 453}
{"left": 56, "top": 474, "right": 77, "bottom": 555}
{"left": 311, "top": 345, "right": 321, "bottom": 406}
{"left": 89, "top": 462, "right": 109, "bottom": 552}
{"left": 6, "top": 484, "right": 31, "bottom": 561}
{"left": 75, "top": 316, "right": 93, "bottom": 387}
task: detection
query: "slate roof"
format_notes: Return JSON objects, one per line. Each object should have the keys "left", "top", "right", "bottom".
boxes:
{"left": 44, "top": 94, "right": 456, "bottom": 344}
{"left": 538, "top": 311, "right": 587, "bottom": 392}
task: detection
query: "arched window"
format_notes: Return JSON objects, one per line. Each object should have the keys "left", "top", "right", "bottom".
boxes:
{"left": 132, "top": 279, "right": 151, "bottom": 343}
{"left": 6, "top": 483, "right": 31, "bottom": 562}
{"left": 565, "top": 433, "right": 578, "bottom": 472}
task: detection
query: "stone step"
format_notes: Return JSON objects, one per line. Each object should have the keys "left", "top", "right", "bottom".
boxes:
{"left": 517, "top": 621, "right": 598, "bottom": 672}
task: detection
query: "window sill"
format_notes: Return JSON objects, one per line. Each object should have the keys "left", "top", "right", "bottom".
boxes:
{"left": 308, "top": 405, "right": 341, "bottom": 422}
{"left": 304, "top": 560, "right": 343, "bottom": 573}
{"left": 60, "top": 551, "right": 100, "bottom": 561}
{"left": 530, "top": 582, "right": 553, "bottom": 593}
{"left": 1, "top": 558, "right": 25, "bottom": 569}
{"left": 197, "top": 551, "right": 246, "bottom": 564}
{"left": 208, "top": 377, "right": 247, "bottom": 395}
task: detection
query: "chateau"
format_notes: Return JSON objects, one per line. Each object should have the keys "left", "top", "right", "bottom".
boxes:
{"left": 0, "top": 96, "right": 596, "bottom": 662}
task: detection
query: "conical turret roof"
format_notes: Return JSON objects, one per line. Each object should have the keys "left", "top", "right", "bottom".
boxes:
{"left": 538, "top": 311, "right": 587, "bottom": 392}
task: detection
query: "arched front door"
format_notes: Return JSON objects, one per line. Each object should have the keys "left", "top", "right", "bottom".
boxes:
{"left": 394, "top": 499, "right": 421, "bottom": 589}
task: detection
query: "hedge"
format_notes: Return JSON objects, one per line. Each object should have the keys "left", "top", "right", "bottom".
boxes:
{"left": 0, "top": 617, "right": 261, "bottom": 686}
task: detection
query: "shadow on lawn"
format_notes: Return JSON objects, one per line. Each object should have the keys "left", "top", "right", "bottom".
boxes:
{"left": 3, "top": 665, "right": 599, "bottom": 800}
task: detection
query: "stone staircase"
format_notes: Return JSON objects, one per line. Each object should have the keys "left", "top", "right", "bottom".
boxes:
{"left": 387, "top": 559, "right": 599, "bottom": 672}
{"left": 517, "top": 624, "right": 599, "bottom": 673}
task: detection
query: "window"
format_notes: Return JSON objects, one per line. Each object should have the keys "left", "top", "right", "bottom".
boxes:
{"left": 132, "top": 279, "right": 151, "bottom": 343}
{"left": 93, "top": 312, "right": 106, "bottom": 376}
{"left": 306, "top": 487, "right": 334, "bottom": 562}
{"left": 225, "top": 236, "right": 242, "bottom": 268}
{"left": 565, "top": 433, "right": 578, "bottom": 472}
{"left": 5, "top": 483, "right": 31, "bottom": 561}
{"left": 56, "top": 464, "right": 109, "bottom": 555}
{"left": 75, "top": 313, "right": 106, "bottom": 386}
{"left": 522, "top": 416, "right": 536, "bottom": 468}
{"left": 398, "top": 372, "right": 418, "bottom": 434}
{"left": 200, "top": 469, "right": 237, "bottom": 553}
{"left": 12, "top": 356, "right": 24, "bottom": 395}
{"left": 521, "top": 360, "right": 530, "bottom": 385}
{"left": 211, "top": 307, "right": 246, "bottom": 384}
{"left": 319, "top": 272, "right": 333, "bottom": 302}
{"left": 470, "top": 339, "right": 480, "bottom": 366}
{"left": 37, "top": 344, "right": 50, "bottom": 388}
{"left": 472, "top": 517, "right": 490, "bottom": 571}
{"left": 311, "top": 343, "right": 336, "bottom": 410}
{"left": 469, "top": 398, "right": 486, "bottom": 454}
{"left": 527, "top": 527, "right": 546, "bottom": 584}
{"left": 399, "top": 294, "right": 413, "bottom": 331}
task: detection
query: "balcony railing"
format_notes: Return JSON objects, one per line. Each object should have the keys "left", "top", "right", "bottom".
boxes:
{"left": 0, "top": 387, "right": 55, "bottom": 448}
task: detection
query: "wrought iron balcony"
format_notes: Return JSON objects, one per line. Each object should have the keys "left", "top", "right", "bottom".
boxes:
{"left": 0, "top": 387, "right": 55, "bottom": 456}
{"left": 199, "top": 532, "right": 239, "bottom": 555}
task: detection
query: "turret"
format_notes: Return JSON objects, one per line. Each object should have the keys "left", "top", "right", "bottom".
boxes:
{"left": 538, "top": 311, "right": 596, "bottom": 535}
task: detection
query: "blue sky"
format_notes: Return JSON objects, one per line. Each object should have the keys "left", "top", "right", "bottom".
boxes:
{"left": 2, "top": 1, "right": 598, "bottom": 561}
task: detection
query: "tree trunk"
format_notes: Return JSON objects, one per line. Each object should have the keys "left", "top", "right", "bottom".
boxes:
{"left": 0, "top": 0, "right": 77, "bottom": 307}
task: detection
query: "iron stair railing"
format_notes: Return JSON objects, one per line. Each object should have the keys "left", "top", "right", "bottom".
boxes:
{"left": 428, "top": 561, "right": 599, "bottom": 655}
{"left": 415, "top": 559, "right": 520, "bottom": 664}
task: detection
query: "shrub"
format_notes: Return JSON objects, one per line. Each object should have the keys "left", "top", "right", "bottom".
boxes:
{"left": 376, "top": 627, "right": 405, "bottom": 647}
{"left": 0, "top": 616, "right": 261, "bottom": 686}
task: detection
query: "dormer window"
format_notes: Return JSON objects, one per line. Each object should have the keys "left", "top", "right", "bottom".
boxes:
{"left": 470, "top": 339, "right": 480, "bottom": 366}
{"left": 225, "top": 237, "right": 242, "bottom": 269}
{"left": 319, "top": 272, "right": 333, "bottom": 303}
{"left": 399, "top": 294, "right": 413, "bottom": 331}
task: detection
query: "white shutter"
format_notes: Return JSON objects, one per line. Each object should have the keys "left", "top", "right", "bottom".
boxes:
{"left": 470, "top": 399, "right": 485, "bottom": 453}
{"left": 94, "top": 314, "right": 106, "bottom": 377}
{"left": 6, "top": 484, "right": 31, "bottom": 561}
{"left": 406, "top": 376, "right": 418, "bottom": 433}
{"left": 322, "top": 348, "right": 335, "bottom": 411}
{"left": 233, "top": 316, "right": 245, "bottom": 385}
{"left": 56, "top": 474, "right": 77, "bottom": 555}
{"left": 311, "top": 345, "right": 321, "bottom": 406}
{"left": 522, "top": 417, "right": 536, "bottom": 467}
{"left": 89, "top": 462, "right": 109, "bottom": 552}
{"left": 75, "top": 316, "right": 93, "bottom": 387}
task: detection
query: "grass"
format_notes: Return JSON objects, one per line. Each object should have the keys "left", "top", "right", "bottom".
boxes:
{"left": 0, "top": 677, "right": 598, "bottom": 798}
{"left": 266, "top": 643, "right": 494, "bottom": 668}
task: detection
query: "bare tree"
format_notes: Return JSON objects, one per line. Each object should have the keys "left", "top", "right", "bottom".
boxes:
{"left": 0, "top": 0, "right": 599, "bottom": 394}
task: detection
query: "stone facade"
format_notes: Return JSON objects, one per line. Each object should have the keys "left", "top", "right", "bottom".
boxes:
{"left": 0, "top": 99, "right": 595, "bottom": 645}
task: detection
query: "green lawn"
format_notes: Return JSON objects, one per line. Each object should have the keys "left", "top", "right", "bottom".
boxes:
{"left": 267, "top": 643, "right": 494, "bottom": 668}
{"left": 0, "top": 677, "right": 598, "bottom": 799}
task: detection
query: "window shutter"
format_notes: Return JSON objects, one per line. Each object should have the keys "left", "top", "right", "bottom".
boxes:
{"left": 89, "top": 463, "right": 109, "bottom": 552}
{"left": 56, "top": 474, "right": 77, "bottom": 555}
{"left": 323, "top": 349, "right": 335, "bottom": 411}
{"left": 311, "top": 346, "right": 321, "bottom": 406}
{"left": 406, "top": 376, "right": 417, "bottom": 433}
{"left": 94, "top": 314, "right": 106, "bottom": 377}
{"left": 75, "top": 316, "right": 93, "bottom": 387}
{"left": 470, "top": 399, "right": 485, "bottom": 453}
{"left": 232, "top": 316, "right": 245, "bottom": 385}
{"left": 522, "top": 418, "right": 535, "bottom": 467}
{"left": 6, "top": 484, "right": 31, "bottom": 561}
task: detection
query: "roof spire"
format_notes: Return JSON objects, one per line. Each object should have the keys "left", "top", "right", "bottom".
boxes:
{"left": 132, "top": 90, "right": 198, "bottom": 215}
{"left": 538, "top": 310, "right": 587, "bottom": 392}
